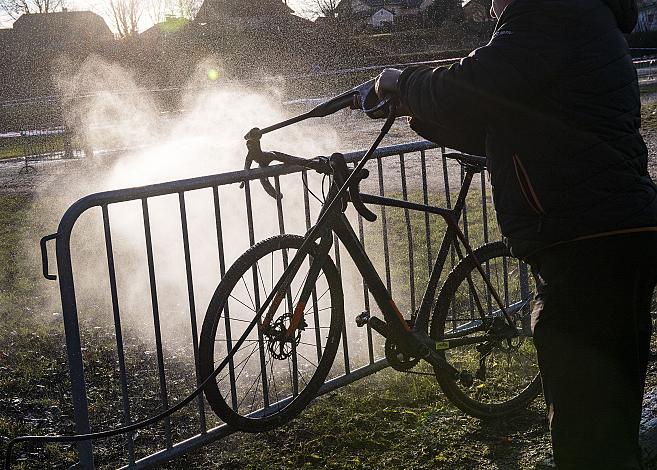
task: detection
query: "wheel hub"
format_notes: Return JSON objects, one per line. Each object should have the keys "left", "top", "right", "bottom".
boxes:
{"left": 265, "top": 313, "right": 302, "bottom": 360}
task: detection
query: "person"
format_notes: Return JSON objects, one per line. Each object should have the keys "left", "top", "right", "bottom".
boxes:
{"left": 375, "top": 0, "right": 657, "bottom": 468}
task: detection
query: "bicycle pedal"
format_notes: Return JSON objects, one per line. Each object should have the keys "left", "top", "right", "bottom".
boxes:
{"left": 355, "top": 311, "right": 370, "bottom": 328}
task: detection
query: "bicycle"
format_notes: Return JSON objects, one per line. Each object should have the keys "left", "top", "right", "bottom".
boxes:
{"left": 198, "top": 80, "right": 541, "bottom": 432}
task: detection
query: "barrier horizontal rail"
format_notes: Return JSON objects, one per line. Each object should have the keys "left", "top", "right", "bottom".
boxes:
{"left": 43, "top": 139, "right": 498, "bottom": 469}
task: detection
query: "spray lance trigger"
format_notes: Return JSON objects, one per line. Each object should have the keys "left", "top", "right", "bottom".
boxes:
{"left": 240, "top": 128, "right": 283, "bottom": 200}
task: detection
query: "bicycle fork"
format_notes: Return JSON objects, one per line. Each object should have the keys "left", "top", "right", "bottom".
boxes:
{"left": 260, "top": 232, "right": 334, "bottom": 341}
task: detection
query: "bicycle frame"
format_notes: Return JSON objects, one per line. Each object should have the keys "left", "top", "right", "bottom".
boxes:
{"left": 256, "top": 152, "right": 520, "bottom": 383}
{"left": 245, "top": 92, "right": 518, "bottom": 379}
{"left": 290, "top": 156, "right": 478, "bottom": 349}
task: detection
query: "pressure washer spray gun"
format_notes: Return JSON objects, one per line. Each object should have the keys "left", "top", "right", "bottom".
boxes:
{"left": 239, "top": 78, "right": 391, "bottom": 199}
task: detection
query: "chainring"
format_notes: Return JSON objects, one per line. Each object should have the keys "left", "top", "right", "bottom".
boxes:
{"left": 385, "top": 338, "right": 421, "bottom": 371}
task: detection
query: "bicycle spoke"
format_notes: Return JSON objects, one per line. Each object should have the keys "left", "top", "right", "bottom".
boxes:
{"left": 268, "top": 354, "right": 281, "bottom": 406}
{"left": 295, "top": 350, "right": 319, "bottom": 369}
{"left": 240, "top": 275, "right": 256, "bottom": 311}
{"left": 292, "top": 269, "right": 311, "bottom": 304}
{"left": 231, "top": 344, "right": 261, "bottom": 385}
{"left": 229, "top": 294, "right": 256, "bottom": 314}
{"left": 257, "top": 261, "right": 269, "bottom": 300}
{"left": 314, "top": 287, "right": 331, "bottom": 304}
{"left": 304, "top": 305, "right": 332, "bottom": 315}
{"left": 238, "top": 371, "right": 261, "bottom": 411}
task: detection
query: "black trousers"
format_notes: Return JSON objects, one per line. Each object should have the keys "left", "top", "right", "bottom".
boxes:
{"left": 527, "top": 232, "right": 657, "bottom": 470}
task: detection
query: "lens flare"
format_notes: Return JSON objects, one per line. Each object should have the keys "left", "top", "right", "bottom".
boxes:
{"left": 207, "top": 69, "right": 220, "bottom": 81}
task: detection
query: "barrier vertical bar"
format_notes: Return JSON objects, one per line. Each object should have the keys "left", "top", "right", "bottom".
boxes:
{"left": 243, "top": 181, "right": 270, "bottom": 409}
{"left": 178, "top": 192, "right": 207, "bottom": 433}
{"left": 302, "top": 171, "right": 324, "bottom": 362}
{"left": 212, "top": 187, "right": 238, "bottom": 411}
{"left": 461, "top": 166, "right": 470, "bottom": 245}
{"left": 441, "top": 149, "right": 456, "bottom": 271}
{"left": 420, "top": 150, "right": 433, "bottom": 274}
{"left": 357, "top": 213, "right": 375, "bottom": 365}
{"left": 141, "top": 198, "right": 172, "bottom": 449}
{"left": 274, "top": 176, "right": 300, "bottom": 397}
{"left": 101, "top": 205, "right": 135, "bottom": 465}
{"left": 480, "top": 172, "right": 489, "bottom": 244}
{"left": 399, "top": 153, "right": 416, "bottom": 315}
{"left": 376, "top": 157, "right": 393, "bottom": 293}
{"left": 333, "top": 234, "right": 350, "bottom": 375}
{"left": 57, "top": 219, "right": 95, "bottom": 468}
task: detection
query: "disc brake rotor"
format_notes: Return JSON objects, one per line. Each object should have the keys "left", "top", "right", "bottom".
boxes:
{"left": 266, "top": 313, "right": 302, "bottom": 360}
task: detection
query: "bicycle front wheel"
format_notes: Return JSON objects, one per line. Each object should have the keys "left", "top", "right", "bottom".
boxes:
{"left": 199, "top": 235, "right": 344, "bottom": 432}
{"left": 430, "top": 242, "right": 541, "bottom": 419}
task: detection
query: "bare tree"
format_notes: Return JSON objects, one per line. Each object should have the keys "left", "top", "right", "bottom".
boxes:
{"left": 0, "top": 0, "right": 66, "bottom": 20}
{"left": 310, "top": 0, "right": 340, "bottom": 18}
{"left": 173, "top": 0, "right": 200, "bottom": 19}
{"left": 145, "top": 0, "right": 199, "bottom": 24}
{"left": 107, "top": 0, "right": 142, "bottom": 37}
{"left": 146, "top": 0, "right": 164, "bottom": 24}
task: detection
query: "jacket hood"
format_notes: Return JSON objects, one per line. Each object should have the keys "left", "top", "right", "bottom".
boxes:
{"left": 603, "top": 0, "right": 638, "bottom": 33}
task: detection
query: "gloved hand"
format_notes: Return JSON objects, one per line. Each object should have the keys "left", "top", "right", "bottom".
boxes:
{"left": 374, "top": 68, "right": 413, "bottom": 117}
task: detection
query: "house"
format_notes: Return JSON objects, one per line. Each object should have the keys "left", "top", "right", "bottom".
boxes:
{"left": 194, "top": 0, "right": 311, "bottom": 33}
{"left": 140, "top": 15, "right": 190, "bottom": 43}
{"left": 337, "top": 0, "right": 434, "bottom": 30}
{"left": 189, "top": 0, "right": 319, "bottom": 75}
{"left": 637, "top": 0, "right": 657, "bottom": 31}
{"left": 462, "top": 0, "right": 493, "bottom": 23}
{"left": 11, "top": 10, "right": 114, "bottom": 46}
{"left": 371, "top": 8, "right": 394, "bottom": 27}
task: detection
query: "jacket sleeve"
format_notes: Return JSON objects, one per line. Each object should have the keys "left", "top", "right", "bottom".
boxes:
{"left": 398, "top": 2, "right": 567, "bottom": 149}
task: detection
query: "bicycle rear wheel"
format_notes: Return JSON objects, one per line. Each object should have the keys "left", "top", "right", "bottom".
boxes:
{"left": 199, "top": 235, "right": 344, "bottom": 432}
{"left": 430, "top": 242, "right": 541, "bottom": 419}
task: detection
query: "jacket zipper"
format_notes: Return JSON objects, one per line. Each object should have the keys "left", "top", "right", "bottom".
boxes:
{"left": 512, "top": 154, "right": 546, "bottom": 231}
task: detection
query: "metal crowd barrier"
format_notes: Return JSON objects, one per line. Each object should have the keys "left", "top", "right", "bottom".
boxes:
{"left": 41, "top": 140, "right": 498, "bottom": 468}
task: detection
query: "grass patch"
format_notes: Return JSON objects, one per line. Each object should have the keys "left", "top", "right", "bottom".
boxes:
{"left": 642, "top": 83, "right": 657, "bottom": 96}
{"left": 643, "top": 102, "right": 657, "bottom": 132}
{"left": 161, "top": 369, "right": 550, "bottom": 469}
{"left": 0, "top": 135, "right": 84, "bottom": 160}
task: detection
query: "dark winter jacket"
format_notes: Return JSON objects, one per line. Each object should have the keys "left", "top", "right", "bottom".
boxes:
{"left": 398, "top": 0, "right": 657, "bottom": 258}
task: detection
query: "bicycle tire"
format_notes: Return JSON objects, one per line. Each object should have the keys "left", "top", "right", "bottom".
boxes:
{"left": 199, "top": 235, "right": 344, "bottom": 432}
{"left": 430, "top": 241, "right": 542, "bottom": 419}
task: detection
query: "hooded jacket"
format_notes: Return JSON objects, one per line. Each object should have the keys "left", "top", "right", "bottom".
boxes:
{"left": 398, "top": 0, "right": 657, "bottom": 258}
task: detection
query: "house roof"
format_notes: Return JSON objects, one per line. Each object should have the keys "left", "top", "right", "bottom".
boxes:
{"left": 337, "top": 0, "right": 425, "bottom": 14}
{"left": 195, "top": 0, "right": 294, "bottom": 22}
{"left": 12, "top": 11, "right": 113, "bottom": 41}
{"left": 361, "top": 0, "right": 424, "bottom": 7}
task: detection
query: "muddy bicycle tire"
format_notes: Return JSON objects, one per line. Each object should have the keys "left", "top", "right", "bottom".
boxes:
{"left": 199, "top": 235, "right": 344, "bottom": 432}
{"left": 431, "top": 242, "right": 542, "bottom": 419}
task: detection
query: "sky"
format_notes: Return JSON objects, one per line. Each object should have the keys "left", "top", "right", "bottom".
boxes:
{"left": 0, "top": 0, "right": 316, "bottom": 32}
